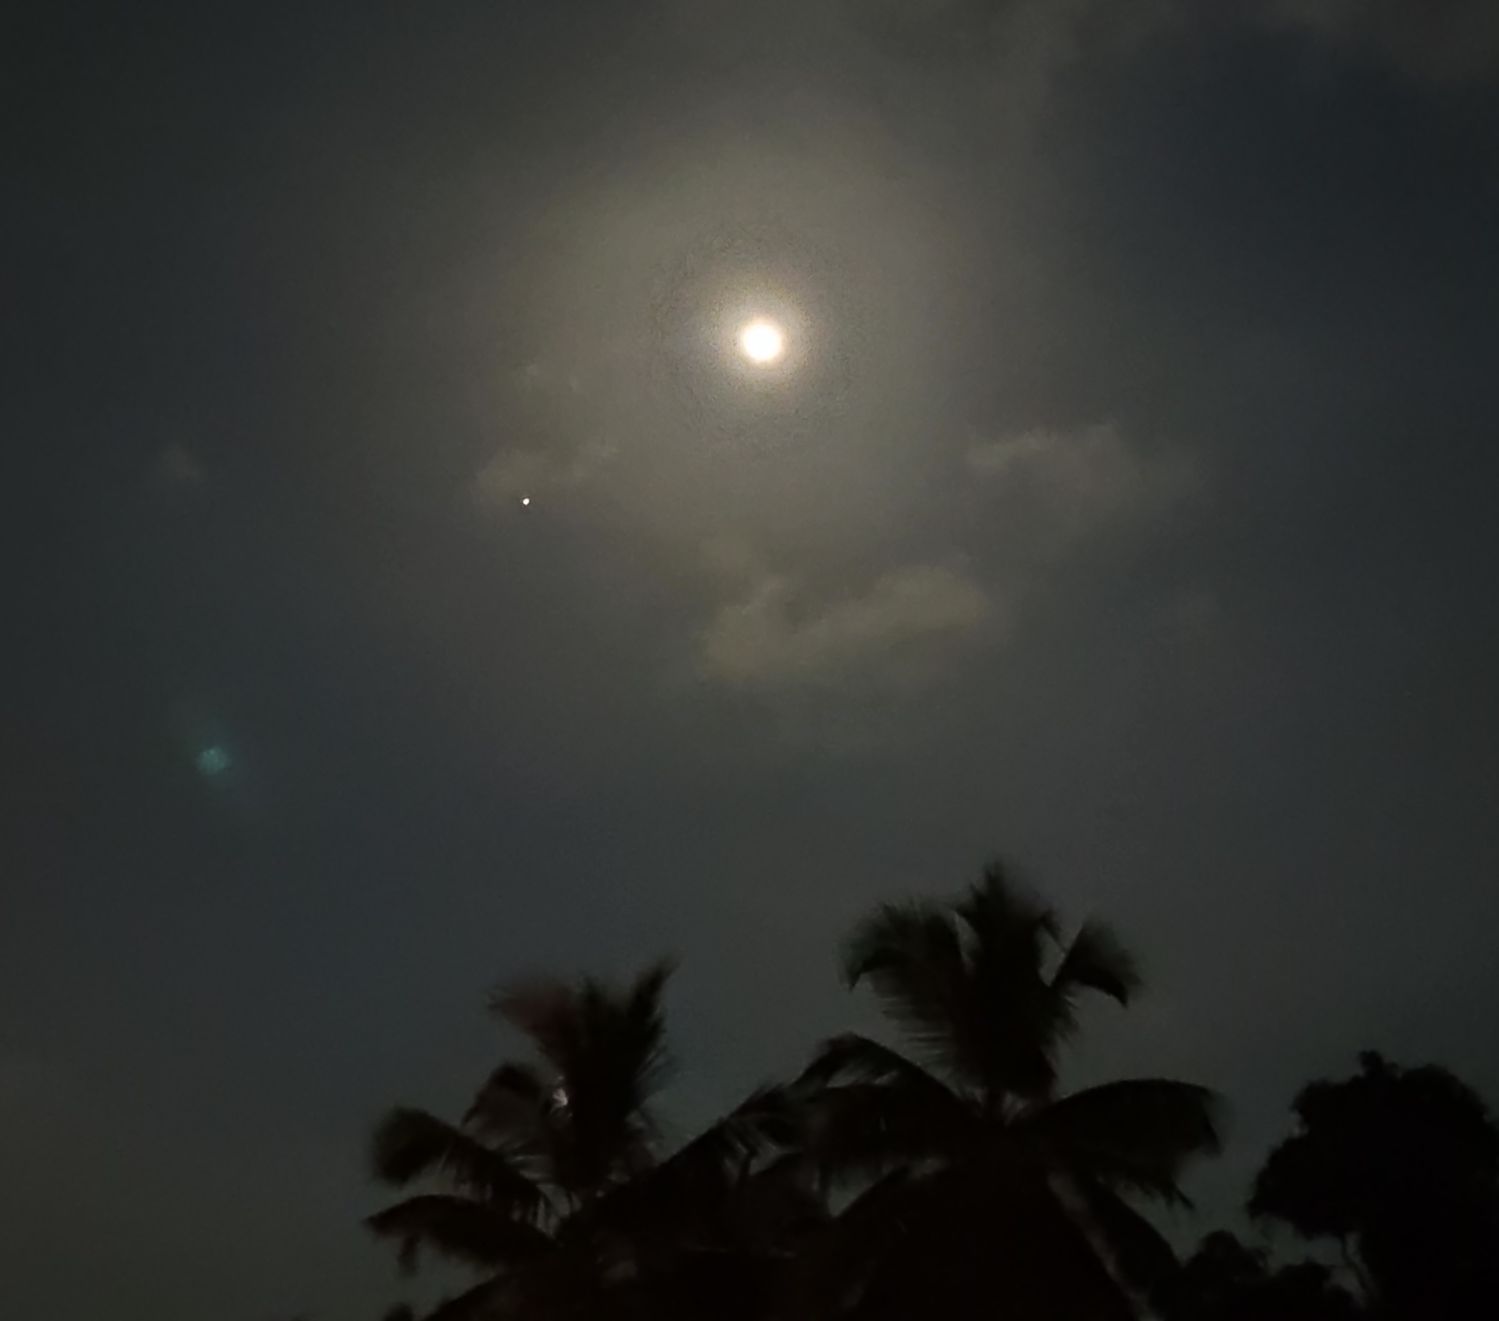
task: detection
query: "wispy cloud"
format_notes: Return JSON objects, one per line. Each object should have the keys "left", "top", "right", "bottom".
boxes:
{"left": 1262, "top": 0, "right": 1499, "bottom": 83}
{"left": 964, "top": 420, "right": 1195, "bottom": 548}
{"left": 472, "top": 437, "right": 617, "bottom": 508}
{"left": 699, "top": 561, "right": 994, "bottom": 689}
{"left": 150, "top": 444, "right": 206, "bottom": 491}
{"left": 695, "top": 420, "right": 1194, "bottom": 695}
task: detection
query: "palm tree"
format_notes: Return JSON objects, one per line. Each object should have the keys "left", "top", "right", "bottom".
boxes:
{"left": 792, "top": 863, "right": 1222, "bottom": 1321}
{"left": 367, "top": 961, "right": 817, "bottom": 1321}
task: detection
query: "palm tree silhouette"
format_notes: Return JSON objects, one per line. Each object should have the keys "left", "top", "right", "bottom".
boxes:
{"left": 793, "top": 863, "right": 1222, "bottom": 1321}
{"left": 367, "top": 961, "right": 816, "bottom": 1321}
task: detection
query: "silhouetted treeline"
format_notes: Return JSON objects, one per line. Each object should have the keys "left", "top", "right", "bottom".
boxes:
{"left": 364, "top": 863, "right": 1499, "bottom": 1321}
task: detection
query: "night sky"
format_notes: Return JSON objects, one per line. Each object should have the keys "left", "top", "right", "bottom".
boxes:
{"left": 7, "top": 4, "right": 1499, "bottom": 1318}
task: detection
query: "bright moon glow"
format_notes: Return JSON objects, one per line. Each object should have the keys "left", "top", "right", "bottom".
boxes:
{"left": 738, "top": 318, "right": 786, "bottom": 365}
{"left": 520, "top": 496, "right": 531, "bottom": 507}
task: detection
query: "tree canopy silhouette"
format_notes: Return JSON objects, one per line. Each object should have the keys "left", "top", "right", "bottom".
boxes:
{"left": 365, "top": 866, "right": 1499, "bottom": 1321}
{"left": 1251, "top": 1051, "right": 1499, "bottom": 1320}
{"left": 366, "top": 960, "right": 818, "bottom": 1321}
{"left": 1160, "top": 1229, "right": 1361, "bottom": 1321}
{"left": 791, "top": 862, "right": 1221, "bottom": 1321}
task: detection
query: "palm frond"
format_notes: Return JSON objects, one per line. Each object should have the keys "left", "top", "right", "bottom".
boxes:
{"left": 1020, "top": 1079, "right": 1223, "bottom": 1203}
{"left": 788, "top": 1170, "right": 922, "bottom": 1320}
{"left": 365, "top": 1194, "right": 551, "bottom": 1273}
{"left": 565, "top": 961, "right": 673, "bottom": 1186}
{"left": 583, "top": 1085, "right": 798, "bottom": 1242}
{"left": 463, "top": 1063, "right": 548, "bottom": 1142}
{"left": 956, "top": 864, "right": 1076, "bottom": 1099}
{"left": 798, "top": 1032, "right": 951, "bottom": 1091}
{"left": 731, "top": 1150, "right": 829, "bottom": 1246}
{"left": 371, "top": 1107, "right": 543, "bottom": 1215}
{"left": 676, "top": 1083, "right": 800, "bottom": 1168}
{"left": 841, "top": 901, "right": 978, "bottom": 1081}
{"left": 492, "top": 961, "right": 674, "bottom": 1089}
{"left": 423, "top": 1278, "right": 512, "bottom": 1321}
{"left": 955, "top": 862, "right": 1061, "bottom": 952}
{"left": 1051, "top": 920, "right": 1141, "bottom": 1008}
{"left": 489, "top": 979, "right": 580, "bottom": 1073}
{"left": 608, "top": 957, "right": 676, "bottom": 1106}
{"left": 487, "top": 962, "right": 675, "bottom": 1196}
{"left": 796, "top": 1035, "right": 972, "bottom": 1184}
{"left": 843, "top": 900, "right": 958, "bottom": 991}
{"left": 1065, "top": 1172, "right": 1182, "bottom": 1300}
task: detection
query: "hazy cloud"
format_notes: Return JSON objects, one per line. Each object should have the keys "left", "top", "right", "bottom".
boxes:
{"left": 670, "top": 1, "right": 1499, "bottom": 96}
{"left": 965, "top": 421, "right": 1196, "bottom": 549}
{"left": 699, "top": 561, "right": 994, "bottom": 689}
{"left": 150, "top": 443, "right": 206, "bottom": 490}
{"left": 1261, "top": 0, "right": 1499, "bottom": 82}
{"left": 869, "top": 0, "right": 1499, "bottom": 86}
{"left": 697, "top": 422, "right": 1193, "bottom": 693}
{"left": 848, "top": 0, "right": 1499, "bottom": 87}
{"left": 0, "top": 1051, "right": 62, "bottom": 1124}
{"left": 472, "top": 436, "right": 617, "bottom": 508}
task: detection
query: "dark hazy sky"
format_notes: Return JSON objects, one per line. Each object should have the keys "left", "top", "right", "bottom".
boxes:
{"left": 7, "top": 3, "right": 1499, "bottom": 1318}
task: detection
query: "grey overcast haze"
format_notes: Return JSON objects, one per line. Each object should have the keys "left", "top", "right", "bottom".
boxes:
{"left": 6, "top": 2, "right": 1499, "bottom": 1318}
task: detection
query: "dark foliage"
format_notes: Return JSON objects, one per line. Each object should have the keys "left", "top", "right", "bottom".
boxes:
{"left": 366, "top": 961, "right": 817, "bottom": 1321}
{"left": 1159, "top": 1230, "right": 1361, "bottom": 1321}
{"left": 365, "top": 867, "right": 1499, "bottom": 1321}
{"left": 1251, "top": 1052, "right": 1499, "bottom": 1320}
{"left": 791, "top": 862, "right": 1221, "bottom": 1320}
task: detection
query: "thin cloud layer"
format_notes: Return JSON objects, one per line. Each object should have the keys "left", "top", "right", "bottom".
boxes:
{"left": 847, "top": 0, "right": 1499, "bottom": 87}
{"left": 698, "top": 422, "right": 1196, "bottom": 694}
{"left": 1263, "top": 0, "right": 1499, "bottom": 83}
{"left": 699, "top": 562, "right": 993, "bottom": 689}
{"left": 473, "top": 437, "right": 617, "bottom": 508}
{"left": 964, "top": 421, "right": 1196, "bottom": 549}
{"left": 150, "top": 443, "right": 206, "bottom": 491}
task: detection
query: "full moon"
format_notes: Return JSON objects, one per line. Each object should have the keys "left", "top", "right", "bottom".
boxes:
{"left": 738, "top": 318, "right": 786, "bottom": 365}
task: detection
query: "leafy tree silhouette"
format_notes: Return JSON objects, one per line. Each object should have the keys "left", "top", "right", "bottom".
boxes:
{"left": 1160, "top": 1229, "right": 1360, "bottom": 1321}
{"left": 1251, "top": 1052, "right": 1499, "bottom": 1320}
